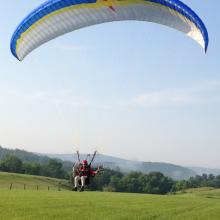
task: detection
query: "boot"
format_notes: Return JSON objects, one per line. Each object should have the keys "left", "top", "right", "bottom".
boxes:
{"left": 79, "top": 186, "right": 84, "bottom": 192}
{"left": 72, "top": 187, "right": 77, "bottom": 191}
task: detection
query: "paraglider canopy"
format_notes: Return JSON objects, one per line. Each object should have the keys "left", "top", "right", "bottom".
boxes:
{"left": 11, "top": 0, "right": 209, "bottom": 61}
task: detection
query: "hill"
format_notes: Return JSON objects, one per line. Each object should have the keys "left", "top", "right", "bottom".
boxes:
{"left": 0, "top": 186, "right": 219, "bottom": 220}
{"left": 0, "top": 171, "right": 70, "bottom": 191}
{"left": 189, "top": 166, "right": 220, "bottom": 176}
{"left": 0, "top": 145, "right": 50, "bottom": 163}
{"left": 47, "top": 153, "right": 196, "bottom": 180}
{"left": 2, "top": 146, "right": 219, "bottom": 180}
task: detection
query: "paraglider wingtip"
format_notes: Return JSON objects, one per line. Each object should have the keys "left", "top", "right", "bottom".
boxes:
{"left": 12, "top": 52, "right": 22, "bottom": 61}
{"left": 204, "top": 38, "right": 209, "bottom": 54}
{"left": 12, "top": 55, "right": 21, "bottom": 61}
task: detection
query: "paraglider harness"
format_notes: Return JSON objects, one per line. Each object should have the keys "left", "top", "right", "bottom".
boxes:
{"left": 72, "top": 150, "right": 102, "bottom": 186}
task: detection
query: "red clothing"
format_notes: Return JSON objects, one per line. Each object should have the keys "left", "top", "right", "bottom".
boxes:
{"left": 79, "top": 166, "right": 96, "bottom": 177}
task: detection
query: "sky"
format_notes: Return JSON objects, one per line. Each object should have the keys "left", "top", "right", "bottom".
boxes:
{"left": 0, "top": 1, "right": 219, "bottom": 168}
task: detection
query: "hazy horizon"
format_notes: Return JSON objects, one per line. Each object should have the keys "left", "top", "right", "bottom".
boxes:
{"left": 1, "top": 145, "right": 220, "bottom": 170}
{"left": 0, "top": 1, "right": 219, "bottom": 169}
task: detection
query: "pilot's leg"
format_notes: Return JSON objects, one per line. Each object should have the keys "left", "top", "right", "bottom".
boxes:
{"left": 80, "top": 176, "right": 87, "bottom": 191}
{"left": 81, "top": 176, "right": 87, "bottom": 187}
{"left": 74, "top": 176, "right": 80, "bottom": 188}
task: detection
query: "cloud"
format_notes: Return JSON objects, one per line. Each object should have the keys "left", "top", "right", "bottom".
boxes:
{"left": 25, "top": 90, "right": 92, "bottom": 107}
{"left": 122, "top": 90, "right": 197, "bottom": 107}
{"left": 1, "top": 79, "right": 220, "bottom": 110}
{"left": 121, "top": 80, "right": 220, "bottom": 107}
{"left": 0, "top": 88, "right": 92, "bottom": 108}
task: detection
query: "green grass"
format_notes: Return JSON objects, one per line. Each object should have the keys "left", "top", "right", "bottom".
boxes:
{"left": 0, "top": 171, "right": 70, "bottom": 191}
{"left": 178, "top": 187, "right": 220, "bottom": 199}
{"left": 0, "top": 172, "right": 220, "bottom": 220}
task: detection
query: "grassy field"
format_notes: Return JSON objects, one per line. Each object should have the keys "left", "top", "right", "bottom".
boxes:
{"left": 0, "top": 172, "right": 220, "bottom": 220}
{"left": 0, "top": 171, "right": 70, "bottom": 191}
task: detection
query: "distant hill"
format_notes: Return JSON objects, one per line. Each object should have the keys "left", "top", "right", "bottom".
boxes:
{"left": 0, "top": 146, "right": 50, "bottom": 163}
{"left": 47, "top": 153, "right": 196, "bottom": 180}
{"left": 0, "top": 146, "right": 73, "bottom": 173}
{"left": 2, "top": 146, "right": 219, "bottom": 180}
{"left": 189, "top": 167, "right": 220, "bottom": 176}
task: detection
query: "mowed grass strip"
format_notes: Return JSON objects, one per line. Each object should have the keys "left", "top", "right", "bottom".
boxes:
{"left": 0, "top": 189, "right": 220, "bottom": 220}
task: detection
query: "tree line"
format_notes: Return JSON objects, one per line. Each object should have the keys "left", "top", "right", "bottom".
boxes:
{"left": 89, "top": 169, "right": 220, "bottom": 194}
{"left": 1, "top": 154, "right": 220, "bottom": 194}
{"left": 89, "top": 169, "right": 174, "bottom": 194}
{"left": 173, "top": 174, "right": 220, "bottom": 191}
{"left": 0, "top": 154, "right": 68, "bottom": 179}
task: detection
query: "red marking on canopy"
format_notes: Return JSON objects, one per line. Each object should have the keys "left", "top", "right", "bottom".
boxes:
{"left": 109, "top": 5, "right": 116, "bottom": 12}
{"left": 102, "top": 0, "right": 117, "bottom": 13}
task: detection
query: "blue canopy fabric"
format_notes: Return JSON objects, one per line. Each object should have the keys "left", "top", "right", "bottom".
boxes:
{"left": 11, "top": 0, "right": 209, "bottom": 60}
